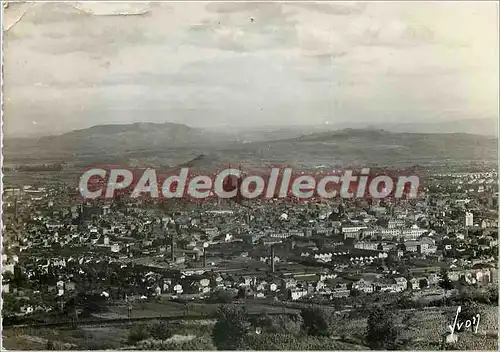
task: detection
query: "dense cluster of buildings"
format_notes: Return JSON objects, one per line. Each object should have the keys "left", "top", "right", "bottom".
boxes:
{"left": 2, "top": 170, "right": 498, "bottom": 317}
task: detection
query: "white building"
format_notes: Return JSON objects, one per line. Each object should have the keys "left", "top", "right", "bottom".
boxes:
{"left": 354, "top": 241, "right": 379, "bottom": 251}
{"left": 290, "top": 288, "right": 308, "bottom": 301}
{"left": 465, "top": 212, "right": 474, "bottom": 227}
{"left": 343, "top": 226, "right": 368, "bottom": 234}
{"left": 388, "top": 220, "right": 405, "bottom": 229}
{"left": 401, "top": 226, "right": 427, "bottom": 240}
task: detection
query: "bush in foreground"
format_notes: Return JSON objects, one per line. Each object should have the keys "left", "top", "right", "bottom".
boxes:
{"left": 300, "top": 306, "right": 334, "bottom": 337}
{"left": 365, "top": 306, "right": 399, "bottom": 350}
{"left": 128, "top": 324, "right": 150, "bottom": 345}
{"left": 212, "top": 305, "right": 251, "bottom": 350}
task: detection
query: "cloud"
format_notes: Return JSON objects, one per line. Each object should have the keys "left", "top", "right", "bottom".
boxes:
{"left": 183, "top": 3, "right": 300, "bottom": 53}
{"left": 71, "top": 2, "right": 152, "bottom": 16}
{"left": 289, "top": 2, "right": 367, "bottom": 16}
{"left": 2, "top": 1, "right": 498, "bottom": 136}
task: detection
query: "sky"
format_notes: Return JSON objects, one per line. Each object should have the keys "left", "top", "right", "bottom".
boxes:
{"left": 2, "top": 1, "right": 499, "bottom": 137}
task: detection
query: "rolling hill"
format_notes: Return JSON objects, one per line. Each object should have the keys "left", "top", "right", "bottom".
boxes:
{"left": 3, "top": 123, "right": 497, "bottom": 169}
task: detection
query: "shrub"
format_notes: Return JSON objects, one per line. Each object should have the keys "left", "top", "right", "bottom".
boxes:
{"left": 128, "top": 324, "right": 150, "bottom": 345}
{"left": 212, "top": 305, "right": 250, "bottom": 350}
{"left": 254, "top": 313, "right": 303, "bottom": 336}
{"left": 365, "top": 306, "right": 399, "bottom": 350}
{"left": 149, "top": 320, "right": 173, "bottom": 341}
{"left": 300, "top": 306, "right": 333, "bottom": 337}
{"left": 208, "top": 289, "right": 233, "bottom": 303}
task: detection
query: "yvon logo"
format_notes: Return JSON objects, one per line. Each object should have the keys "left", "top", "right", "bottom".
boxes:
{"left": 448, "top": 306, "right": 481, "bottom": 340}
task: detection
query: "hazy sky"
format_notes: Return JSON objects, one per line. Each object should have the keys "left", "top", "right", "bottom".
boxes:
{"left": 3, "top": 1, "right": 499, "bottom": 136}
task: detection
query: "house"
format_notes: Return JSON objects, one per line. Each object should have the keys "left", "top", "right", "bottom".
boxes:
{"left": 281, "top": 278, "right": 297, "bottom": 291}
{"left": 394, "top": 277, "right": 408, "bottom": 292}
{"left": 20, "top": 305, "right": 34, "bottom": 315}
{"left": 388, "top": 219, "right": 405, "bottom": 229}
{"left": 405, "top": 241, "right": 419, "bottom": 252}
{"left": 409, "top": 277, "right": 428, "bottom": 290}
{"left": 353, "top": 278, "right": 374, "bottom": 293}
{"left": 255, "top": 280, "right": 268, "bottom": 292}
{"left": 314, "top": 280, "right": 326, "bottom": 292}
{"left": 326, "top": 277, "right": 352, "bottom": 297}
{"left": 354, "top": 241, "right": 379, "bottom": 251}
{"left": 473, "top": 269, "right": 492, "bottom": 285}
{"left": 375, "top": 278, "right": 399, "bottom": 293}
{"left": 289, "top": 288, "right": 308, "bottom": 301}
{"left": 199, "top": 278, "right": 211, "bottom": 291}
{"left": 427, "top": 273, "right": 440, "bottom": 286}
{"left": 448, "top": 271, "right": 463, "bottom": 282}
{"left": 459, "top": 268, "right": 493, "bottom": 285}
{"left": 241, "top": 276, "right": 254, "bottom": 287}
{"left": 401, "top": 226, "right": 427, "bottom": 240}
{"left": 269, "top": 283, "right": 279, "bottom": 292}
{"left": 343, "top": 227, "right": 366, "bottom": 240}
{"left": 330, "top": 288, "right": 350, "bottom": 298}
{"left": 203, "top": 228, "right": 219, "bottom": 237}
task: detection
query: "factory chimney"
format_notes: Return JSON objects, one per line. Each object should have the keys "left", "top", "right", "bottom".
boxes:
{"left": 170, "top": 232, "right": 175, "bottom": 262}
{"left": 202, "top": 243, "right": 209, "bottom": 268}
{"left": 271, "top": 245, "right": 275, "bottom": 274}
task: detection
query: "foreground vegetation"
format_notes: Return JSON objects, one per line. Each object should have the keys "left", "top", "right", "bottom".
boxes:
{"left": 3, "top": 285, "right": 497, "bottom": 350}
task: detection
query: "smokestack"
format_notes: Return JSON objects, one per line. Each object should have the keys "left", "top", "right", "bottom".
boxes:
{"left": 271, "top": 245, "right": 275, "bottom": 274}
{"left": 14, "top": 196, "right": 18, "bottom": 218}
{"left": 170, "top": 232, "right": 175, "bottom": 262}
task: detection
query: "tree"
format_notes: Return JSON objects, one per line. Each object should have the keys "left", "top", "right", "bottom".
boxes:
{"left": 237, "top": 287, "right": 248, "bottom": 299}
{"left": 396, "top": 265, "right": 409, "bottom": 276}
{"left": 212, "top": 305, "right": 250, "bottom": 350}
{"left": 397, "top": 294, "right": 415, "bottom": 309}
{"left": 13, "top": 264, "right": 26, "bottom": 286}
{"left": 439, "top": 270, "right": 455, "bottom": 291}
{"left": 128, "top": 324, "right": 149, "bottom": 345}
{"left": 254, "top": 313, "right": 303, "bottom": 336}
{"left": 300, "top": 306, "right": 332, "bottom": 337}
{"left": 208, "top": 289, "right": 233, "bottom": 303}
{"left": 150, "top": 320, "right": 173, "bottom": 342}
{"left": 2, "top": 293, "right": 21, "bottom": 314}
{"left": 350, "top": 288, "right": 361, "bottom": 297}
{"left": 2, "top": 271, "right": 14, "bottom": 283}
{"left": 365, "top": 306, "right": 399, "bottom": 350}
{"left": 177, "top": 238, "right": 190, "bottom": 249}
{"left": 419, "top": 278, "right": 428, "bottom": 290}
{"left": 488, "top": 285, "right": 498, "bottom": 305}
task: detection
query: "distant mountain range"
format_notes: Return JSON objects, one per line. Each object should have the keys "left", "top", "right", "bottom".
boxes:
{"left": 4, "top": 122, "right": 232, "bottom": 164}
{"left": 361, "top": 118, "right": 498, "bottom": 136}
{"left": 3, "top": 120, "right": 497, "bottom": 168}
{"left": 206, "top": 118, "right": 497, "bottom": 142}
